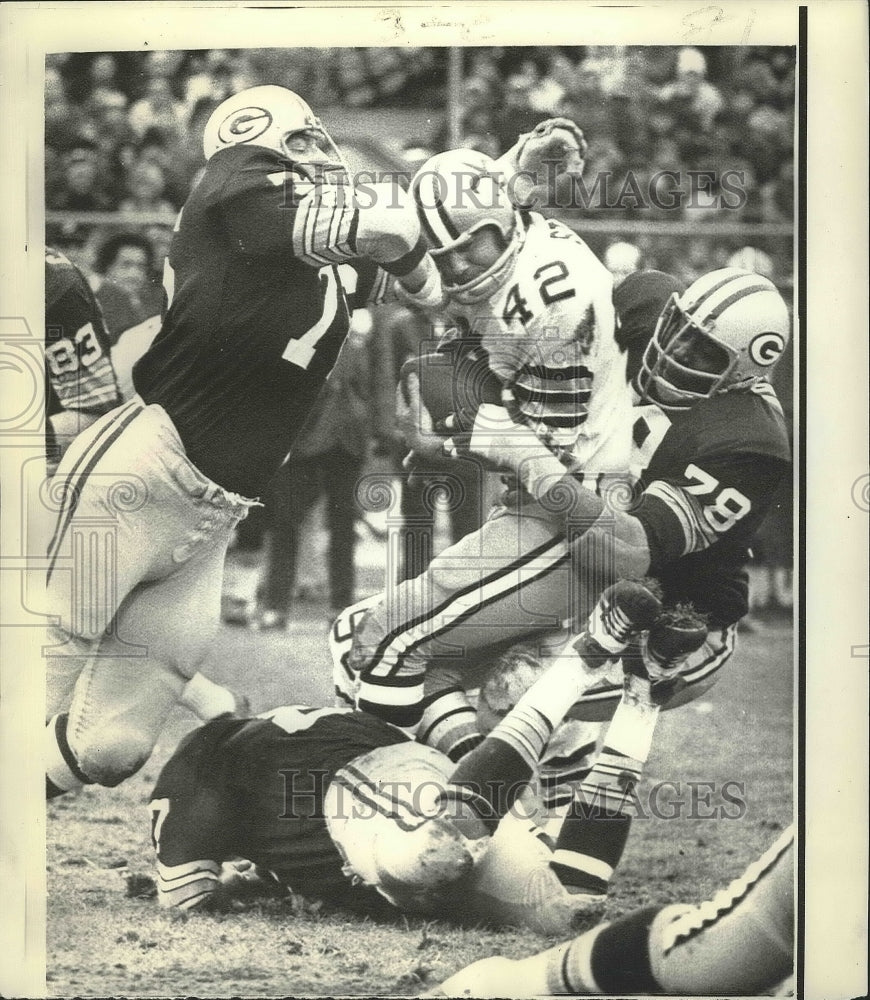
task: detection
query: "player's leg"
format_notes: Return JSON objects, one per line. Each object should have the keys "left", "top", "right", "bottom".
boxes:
{"left": 322, "top": 447, "right": 363, "bottom": 614}
{"left": 257, "top": 455, "right": 318, "bottom": 628}
{"left": 548, "top": 612, "right": 715, "bottom": 901}
{"left": 61, "top": 519, "right": 242, "bottom": 788}
{"left": 342, "top": 507, "right": 577, "bottom": 728}
{"left": 44, "top": 400, "right": 171, "bottom": 794}
{"left": 431, "top": 826, "right": 794, "bottom": 997}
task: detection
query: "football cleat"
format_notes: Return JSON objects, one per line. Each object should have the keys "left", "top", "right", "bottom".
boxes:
{"left": 462, "top": 813, "right": 605, "bottom": 936}
{"left": 576, "top": 578, "right": 664, "bottom": 666}
{"left": 644, "top": 604, "right": 709, "bottom": 683}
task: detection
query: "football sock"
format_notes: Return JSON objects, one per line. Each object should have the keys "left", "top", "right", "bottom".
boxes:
{"left": 46, "top": 713, "right": 91, "bottom": 797}
{"left": 550, "top": 672, "right": 660, "bottom": 894}
{"left": 445, "top": 652, "right": 608, "bottom": 833}
{"left": 180, "top": 672, "right": 238, "bottom": 721}
{"left": 541, "top": 905, "right": 664, "bottom": 994}
{"left": 416, "top": 687, "right": 484, "bottom": 762}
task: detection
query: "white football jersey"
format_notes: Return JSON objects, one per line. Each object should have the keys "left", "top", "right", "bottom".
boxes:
{"left": 447, "top": 213, "right": 631, "bottom": 475}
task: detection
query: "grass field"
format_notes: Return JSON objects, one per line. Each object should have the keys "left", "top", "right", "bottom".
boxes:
{"left": 46, "top": 570, "right": 793, "bottom": 998}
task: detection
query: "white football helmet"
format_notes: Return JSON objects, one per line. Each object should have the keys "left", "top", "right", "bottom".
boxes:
{"left": 324, "top": 742, "right": 486, "bottom": 912}
{"left": 202, "top": 85, "right": 348, "bottom": 181}
{"left": 410, "top": 149, "right": 524, "bottom": 305}
{"left": 637, "top": 268, "right": 790, "bottom": 410}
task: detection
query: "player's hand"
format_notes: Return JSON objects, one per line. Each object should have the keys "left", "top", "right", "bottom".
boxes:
{"left": 396, "top": 372, "right": 447, "bottom": 459}
{"left": 218, "top": 859, "right": 267, "bottom": 895}
{"left": 442, "top": 404, "right": 551, "bottom": 470}
{"left": 516, "top": 118, "right": 588, "bottom": 178}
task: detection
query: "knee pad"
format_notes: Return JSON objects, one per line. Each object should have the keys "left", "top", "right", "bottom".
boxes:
{"left": 72, "top": 723, "right": 156, "bottom": 787}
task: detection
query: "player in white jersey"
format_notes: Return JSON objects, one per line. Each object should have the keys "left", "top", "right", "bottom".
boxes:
{"left": 331, "top": 123, "right": 635, "bottom": 752}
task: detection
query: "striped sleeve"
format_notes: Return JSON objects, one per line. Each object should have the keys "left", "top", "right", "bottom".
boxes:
{"left": 291, "top": 184, "right": 359, "bottom": 267}
{"left": 640, "top": 480, "right": 721, "bottom": 558}
{"left": 155, "top": 857, "right": 221, "bottom": 909}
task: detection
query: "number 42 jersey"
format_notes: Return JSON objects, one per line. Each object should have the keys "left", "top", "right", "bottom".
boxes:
{"left": 447, "top": 213, "right": 630, "bottom": 477}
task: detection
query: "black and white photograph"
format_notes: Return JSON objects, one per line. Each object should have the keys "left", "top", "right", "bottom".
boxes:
{"left": 0, "top": 3, "right": 866, "bottom": 998}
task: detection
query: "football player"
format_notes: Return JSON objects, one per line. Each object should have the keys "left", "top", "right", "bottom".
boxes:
{"left": 441, "top": 267, "right": 792, "bottom": 903}
{"left": 333, "top": 124, "right": 635, "bottom": 743}
{"left": 431, "top": 824, "right": 795, "bottom": 996}
{"left": 149, "top": 579, "right": 702, "bottom": 931}
{"left": 44, "top": 246, "right": 122, "bottom": 475}
{"left": 45, "top": 84, "right": 444, "bottom": 797}
{"left": 44, "top": 247, "right": 245, "bottom": 730}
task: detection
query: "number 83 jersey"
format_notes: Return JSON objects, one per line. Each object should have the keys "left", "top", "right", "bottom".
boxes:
{"left": 447, "top": 213, "right": 631, "bottom": 475}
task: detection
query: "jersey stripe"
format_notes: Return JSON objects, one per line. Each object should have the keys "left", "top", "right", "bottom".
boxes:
{"left": 364, "top": 534, "right": 569, "bottom": 680}
{"left": 291, "top": 186, "right": 358, "bottom": 266}
{"left": 46, "top": 398, "right": 145, "bottom": 582}
{"left": 643, "top": 480, "right": 719, "bottom": 555}
{"left": 155, "top": 858, "right": 220, "bottom": 909}
{"left": 660, "top": 824, "right": 794, "bottom": 954}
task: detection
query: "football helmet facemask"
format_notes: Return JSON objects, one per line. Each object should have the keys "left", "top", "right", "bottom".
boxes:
{"left": 202, "top": 85, "right": 349, "bottom": 184}
{"left": 410, "top": 149, "right": 524, "bottom": 305}
{"left": 636, "top": 268, "right": 790, "bottom": 410}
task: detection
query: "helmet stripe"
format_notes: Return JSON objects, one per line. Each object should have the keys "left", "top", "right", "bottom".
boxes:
{"left": 682, "top": 271, "right": 747, "bottom": 311}
{"left": 411, "top": 171, "right": 461, "bottom": 248}
{"left": 704, "top": 282, "right": 774, "bottom": 321}
{"left": 411, "top": 173, "right": 444, "bottom": 247}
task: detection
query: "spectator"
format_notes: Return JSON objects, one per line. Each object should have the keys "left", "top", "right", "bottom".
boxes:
{"left": 761, "top": 160, "right": 794, "bottom": 223}
{"left": 334, "top": 49, "right": 376, "bottom": 108}
{"left": 128, "top": 76, "right": 186, "bottom": 144}
{"left": 93, "top": 233, "right": 163, "bottom": 339}
{"left": 118, "top": 158, "right": 178, "bottom": 217}
{"left": 48, "top": 139, "right": 115, "bottom": 212}
{"left": 45, "top": 66, "right": 83, "bottom": 149}
{"left": 528, "top": 52, "right": 572, "bottom": 114}
{"left": 84, "top": 54, "right": 126, "bottom": 113}
{"left": 492, "top": 77, "right": 540, "bottom": 153}
{"left": 658, "top": 47, "right": 724, "bottom": 132}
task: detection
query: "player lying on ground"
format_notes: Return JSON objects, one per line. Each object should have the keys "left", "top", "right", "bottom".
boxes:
{"left": 335, "top": 266, "right": 792, "bottom": 908}
{"left": 45, "top": 83, "right": 448, "bottom": 797}
{"left": 149, "top": 579, "right": 705, "bottom": 933}
{"left": 431, "top": 824, "right": 795, "bottom": 996}
{"left": 44, "top": 247, "right": 248, "bottom": 729}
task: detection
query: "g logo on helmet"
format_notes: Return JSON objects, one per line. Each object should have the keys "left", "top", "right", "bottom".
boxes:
{"left": 217, "top": 106, "right": 273, "bottom": 146}
{"left": 749, "top": 332, "right": 786, "bottom": 366}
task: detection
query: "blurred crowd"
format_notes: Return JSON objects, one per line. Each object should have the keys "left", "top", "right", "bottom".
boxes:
{"left": 46, "top": 44, "right": 794, "bottom": 318}
{"left": 45, "top": 45, "right": 795, "bottom": 620}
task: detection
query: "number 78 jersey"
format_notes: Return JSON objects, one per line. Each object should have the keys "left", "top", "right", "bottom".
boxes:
{"left": 447, "top": 213, "right": 631, "bottom": 475}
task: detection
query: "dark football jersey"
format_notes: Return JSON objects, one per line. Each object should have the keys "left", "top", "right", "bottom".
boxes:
{"left": 149, "top": 706, "right": 408, "bottom": 908}
{"left": 44, "top": 248, "right": 120, "bottom": 421}
{"left": 132, "top": 145, "right": 359, "bottom": 498}
{"left": 630, "top": 382, "right": 791, "bottom": 626}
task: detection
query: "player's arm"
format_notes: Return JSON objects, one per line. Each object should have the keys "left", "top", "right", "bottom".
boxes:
{"left": 148, "top": 730, "right": 237, "bottom": 910}
{"left": 444, "top": 426, "right": 789, "bottom": 577}
{"left": 220, "top": 164, "right": 443, "bottom": 307}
